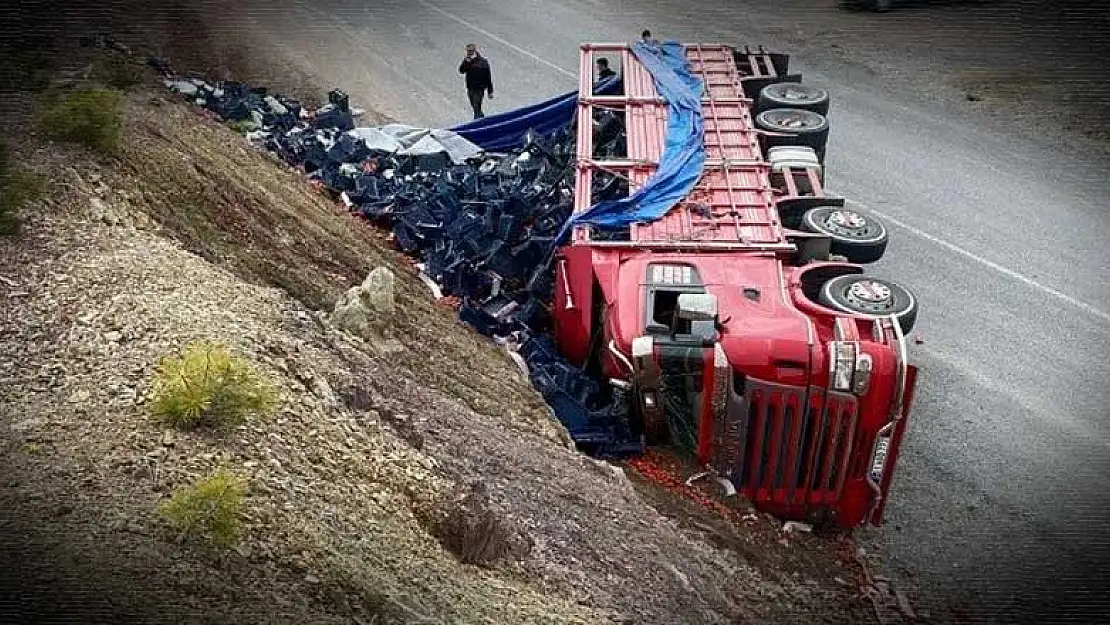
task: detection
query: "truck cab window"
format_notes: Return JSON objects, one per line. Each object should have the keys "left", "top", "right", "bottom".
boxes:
{"left": 648, "top": 288, "right": 698, "bottom": 336}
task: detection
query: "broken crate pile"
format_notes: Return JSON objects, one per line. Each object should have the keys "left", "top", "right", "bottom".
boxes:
{"left": 163, "top": 76, "right": 641, "bottom": 456}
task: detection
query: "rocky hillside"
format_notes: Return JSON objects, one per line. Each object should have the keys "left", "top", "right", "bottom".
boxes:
{"left": 0, "top": 19, "right": 897, "bottom": 625}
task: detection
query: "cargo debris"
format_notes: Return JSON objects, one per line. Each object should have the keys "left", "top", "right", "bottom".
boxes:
{"left": 161, "top": 67, "right": 641, "bottom": 456}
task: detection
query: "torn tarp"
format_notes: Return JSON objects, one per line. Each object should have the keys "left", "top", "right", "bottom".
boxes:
{"left": 560, "top": 41, "right": 705, "bottom": 240}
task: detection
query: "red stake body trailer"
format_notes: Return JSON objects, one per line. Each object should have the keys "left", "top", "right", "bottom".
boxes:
{"left": 553, "top": 43, "right": 920, "bottom": 528}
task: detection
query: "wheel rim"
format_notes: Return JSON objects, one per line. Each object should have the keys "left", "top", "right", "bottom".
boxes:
{"left": 828, "top": 210, "right": 865, "bottom": 229}
{"left": 843, "top": 279, "right": 896, "bottom": 313}
{"left": 779, "top": 87, "right": 816, "bottom": 102}
{"left": 762, "top": 109, "right": 822, "bottom": 130}
{"left": 822, "top": 209, "right": 880, "bottom": 239}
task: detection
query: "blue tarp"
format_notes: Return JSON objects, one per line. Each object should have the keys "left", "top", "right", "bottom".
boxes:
{"left": 558, "top": 41, "right": 705, "bottom": 240}
{"left": 450, "top": 76, "right": 623, "bottom": 153}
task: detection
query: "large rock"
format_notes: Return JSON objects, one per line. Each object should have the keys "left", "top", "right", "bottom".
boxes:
{"left": 331, "top": 267, "right": 400, "bottom": 351}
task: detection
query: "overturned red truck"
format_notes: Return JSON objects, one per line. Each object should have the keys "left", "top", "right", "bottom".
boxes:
{"left": 553, "top": 43, "right": 919, "bottom": 528}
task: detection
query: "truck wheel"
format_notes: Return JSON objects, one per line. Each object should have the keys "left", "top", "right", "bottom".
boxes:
{"left": 758, "top": 83, "right": 830, "bottom": 116}
{"left": 756, "top": 108, "right": 830, "bottom": 162}
{"left": 818, "top": 274, "right": 918, "bottom": 335}
{"left": 800, "top": 207, "right": 888, "bottom": 264}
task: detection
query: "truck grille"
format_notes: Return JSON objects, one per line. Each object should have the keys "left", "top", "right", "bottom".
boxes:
{"left": 718, "top": 378, "right": 858, "bottom": 507}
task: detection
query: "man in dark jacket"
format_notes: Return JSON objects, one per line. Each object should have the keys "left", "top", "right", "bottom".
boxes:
{"left": 596, "top": 57, "right": 617, "bottom": 81}
{"left": 459, "top": 44, "right": 494, "bottom": 119}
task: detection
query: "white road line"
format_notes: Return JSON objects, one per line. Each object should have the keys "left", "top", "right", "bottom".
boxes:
{"left": 850, "top": 200, "right": 1110, "bottom": 325}
{"left": 415, "top": 0, "right": 577, "bottom": 78}
{"left": 415, "top": 4, "right": 1110, "bottom": 326}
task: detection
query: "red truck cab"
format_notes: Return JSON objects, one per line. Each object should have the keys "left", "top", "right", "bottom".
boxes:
{"left": 553, "top": 43, "right": 919, "bottom": 528}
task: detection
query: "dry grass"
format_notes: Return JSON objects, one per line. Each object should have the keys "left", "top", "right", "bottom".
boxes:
{"left": 420, "top": 487, "right": 530, "bottom": 568}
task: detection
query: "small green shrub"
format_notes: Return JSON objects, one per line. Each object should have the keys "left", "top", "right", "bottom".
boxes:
{"left": 94, "top": 54, "right": 144, "bottom": 90}
{"left": 0, "top": 141, "right": 44, "bottom": 237}
{"left": 158, "top": 469, "right": 247, "bottom": 548}
{"left": 39, "top": 89, "right": 122, "bottom": 155}
{"left": 149, "top": 340, "right": 277, "bottom": 430}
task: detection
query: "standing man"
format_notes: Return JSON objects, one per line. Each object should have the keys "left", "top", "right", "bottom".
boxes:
{"left": 458, "top": 44, "right": 494, "bottom": 120}
{"left": 640, "top": 29, "right": 660, "bottom": 46}
{"left": 596, "top": 57, "right": 617, "bottom": 81}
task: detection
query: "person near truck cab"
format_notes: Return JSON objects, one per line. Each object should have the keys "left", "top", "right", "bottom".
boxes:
{"left": 596, "top": 57, "right": 617, "bottom": 81}
{"left": 459, "top": 43, "right": 494, "bottom": 120}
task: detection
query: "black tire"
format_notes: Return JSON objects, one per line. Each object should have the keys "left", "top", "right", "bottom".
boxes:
{"left": 818, "top": 274, "right": 918, "bottom": 335}
{"left": 758, "top": 83, "right": 830, "bottom": 116}
{"left": 800, "top": 207, "right": 888, "bottom": 264}
{"left": 756, "top": 108, "right": 830, "bottom": 162}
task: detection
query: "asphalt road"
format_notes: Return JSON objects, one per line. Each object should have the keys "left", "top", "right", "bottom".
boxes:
{"left": 217, "top": 0, "right": 1110, "bottom": 621}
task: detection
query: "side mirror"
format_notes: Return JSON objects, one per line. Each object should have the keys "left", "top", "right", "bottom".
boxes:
{"left": 631, "top": 335, "right": 655, "bottom": 358}
{"left": 676, "top": 293, "right": 718, "bottom": 322}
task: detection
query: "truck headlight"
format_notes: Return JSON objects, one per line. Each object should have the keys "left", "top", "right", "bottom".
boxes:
{"left": 831, "top": 342, "right": 856, "bottom": 391}
{"left": 830, "top": 342, "right": 873, "bottom": 396}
